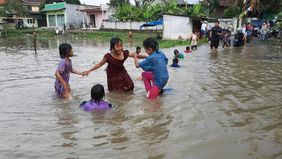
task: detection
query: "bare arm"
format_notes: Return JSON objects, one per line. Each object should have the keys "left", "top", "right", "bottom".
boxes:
{"left": 55, "top": 71, "right": 70, "bottom": 92}
{"left": 71, "top": 68, "right": 82, "bottom": 75}
{"left": 133, "top": 53, "right": 140, "bottom": 68}
{"left": 87, "top": 58, "right": 107, "bottom": 74}
{"left": 129, "top": 51, "right": 148, "bottom": 59}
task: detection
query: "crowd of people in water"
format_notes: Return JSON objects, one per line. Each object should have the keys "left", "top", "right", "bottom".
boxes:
{"left": 55, "top": 37, "right": 171, "bottom": 112}
{"left": 54, "top": 19, "right": 280, "bottom": 112}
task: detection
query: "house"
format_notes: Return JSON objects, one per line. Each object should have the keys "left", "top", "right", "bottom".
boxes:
{"left": 76, "top": 4, "right": 108, "bottom": 29}
{"left": 42, "top": 2, "right": 107, "bottom": 29}
{"left": 0, "top": 0, "right": 45, "bottom": 28}
{"left": 22, "top": 0, "right": 46, "bottom": 27}
{"left": 163, "top": 14, "right": 205, "bottom": 40}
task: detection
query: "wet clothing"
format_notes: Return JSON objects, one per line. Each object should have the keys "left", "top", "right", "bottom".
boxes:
{"left": 104, "top": 50, "right": 134, "bottom": 91}
{"left": 210, "top": 26, "right": 222, "bottom": 49}
{"left": 80, "top": 100, "right": 112, "bottom": 111}
{"left": 139, "top": 50, "right": 169, "bottom": 89}
{"left": 54, "top": 58, "right": 72, "bottom": 98}
{"left": 171, "top": 63, "right": 180, "bottom": 68}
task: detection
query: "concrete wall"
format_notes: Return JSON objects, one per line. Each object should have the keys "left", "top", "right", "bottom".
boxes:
{"left": 102, "top": 21, "right": 162, "bottom": 30}
{"left": 66, "top": 4, "right": 84, "bottom": 28}
{"left": 163, "top": 14, "right": 192, "bottom": 40}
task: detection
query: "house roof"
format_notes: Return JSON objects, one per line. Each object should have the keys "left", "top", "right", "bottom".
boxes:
{"left": 22, "top": 0, "right": 45, "bottom": 5}
{"left": 0, "top": 0, "right": 6, "bottom": 5}
{"left": 77, "top": 5, "right": 106, "bottom": 13}
{"left": 42, "top": 2, "right": 66, "bottom": 12}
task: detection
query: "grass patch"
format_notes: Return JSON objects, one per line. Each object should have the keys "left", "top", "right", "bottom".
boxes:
{"left": 3, "top": 29, "right": 208, "bottom": 48}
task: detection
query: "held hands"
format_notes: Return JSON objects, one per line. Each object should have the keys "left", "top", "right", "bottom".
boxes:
{"left": 82, "top": 70, "right": 90, "bottom": 76}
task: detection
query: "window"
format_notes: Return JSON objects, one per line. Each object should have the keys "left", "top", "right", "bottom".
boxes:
{"left": 27, "top": 19, "right": 34, "bottom": 24}
{"left": 48, "top": 15, "right": 56, "bottom": 26}
{"left": 57, "top": 14, "right": 65, "bottom": 27}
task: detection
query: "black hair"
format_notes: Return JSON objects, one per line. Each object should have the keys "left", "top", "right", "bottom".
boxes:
{"left": 173, "top": 58, "right": 178, "bottom": 64}
{"left": 91, "top": 84, "right": 105, "bottom": 104}
{"left": 136, "top": 46, "right": 141, "bottom": 51}
{"left": 110, "top": 37, "right": 122, "bottom": 51}
{"left": 143, "top": 37, "right": 159, "bottom": 53}
{"left": 174, "top": 49, "right": 179, "bottom": 55}
{"left": 59, "top": 43, "right": 72, "bottom": 59}
{"left": 186, "top": 46, "right": 190, "bottom": 50}
{"left": 216, "top": 20, "right": 220, "bottom": 24}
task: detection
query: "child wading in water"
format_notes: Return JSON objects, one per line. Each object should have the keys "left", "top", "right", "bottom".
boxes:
{"left": 83, "top": 37, "right": 147, "bottom": 91}
{"left": 80, "top": 84, "right": 112, "bottom": 111}
{"left": 133, "top": 38, "right": 169, "bottom": 100}
{"left": 55, "top": 43, "right": 83, "bottom": 99}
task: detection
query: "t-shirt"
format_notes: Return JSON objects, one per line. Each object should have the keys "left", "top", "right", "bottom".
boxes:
{"left": 80, "top": 100, "right": 112, "bottom": 111}
{"left": 139, "top": 50, "right": 169, "bottom": 88}
{"left": 211, "top": 26, "right": 222, "bottom": 40}
{"left": 201, "top": 23, "right": 207, "bottom": 31}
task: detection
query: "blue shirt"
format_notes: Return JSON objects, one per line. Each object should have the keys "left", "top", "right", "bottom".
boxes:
{"left": 139, "top": 50, "right": 169, "bottom": 88}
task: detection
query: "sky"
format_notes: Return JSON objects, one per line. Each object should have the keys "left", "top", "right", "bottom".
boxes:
{"left": 79, "top": 0, "right": 201, "bottom": 5}
{"left": 80, "top": 0, "right": 109, "bottom": 5}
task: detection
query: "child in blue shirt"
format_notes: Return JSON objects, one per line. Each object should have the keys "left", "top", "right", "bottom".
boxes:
{"left": 133, "top": 38, "right": 169, "bottom": 99}
{"left": 171, "top": 57, "right": 180, "bottom": 68}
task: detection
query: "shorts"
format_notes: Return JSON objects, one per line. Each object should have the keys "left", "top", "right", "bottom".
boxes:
{"left": 210, "top": 39, "right": 220, "bottom": 49}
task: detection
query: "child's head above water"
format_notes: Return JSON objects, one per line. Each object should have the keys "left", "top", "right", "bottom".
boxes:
{"left": 174, "top": 49, "right": 180, "bottom": 55}
{"left": 143, "top": 37, "right": 159, "bottom": 55}
{"left": 110, "top": 37, "right": 123, "bottom": 54}
{"left": 186, "top": 46, "right": 190, "bottom": 51}
{"left": 173, "top": 57, "right": 179, "bottom": 64}
{"left": 136, "top": 46, "right": 141, "bottom": 54}
{"left": 59, "top": 43, "right": 73, "bottom": 59}
{"left": 91, "top": 84, "right": 105, "bottom": 103}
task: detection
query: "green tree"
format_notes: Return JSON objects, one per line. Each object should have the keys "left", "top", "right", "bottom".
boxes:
{"left": 108, "top": 0, "right": 130, "bottom": 8}
{"left": 133, "top": 0, "right": 155, "bottom": 7}
{"left": 224, "top": 6, "right": 241, "bottom": 18}
{"left": 0, "top": 0, "right": 27, "bottom": 17}
{"left": 206, "top": 0, "right": 219, "bottom": 15}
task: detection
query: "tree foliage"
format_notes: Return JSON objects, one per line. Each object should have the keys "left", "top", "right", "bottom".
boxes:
{"left": 108, "top": 0, "right": 130, "bottom": 8}
{"left": 112, "top": 0, "right": 206, "bottom": 21}
{"left": 0, "top": 0, "right": 28, "bottom": 17}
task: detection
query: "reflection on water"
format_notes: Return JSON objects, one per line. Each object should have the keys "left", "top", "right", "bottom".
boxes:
{"left": 0, "top": 37, "right": 281, "bottom": 159}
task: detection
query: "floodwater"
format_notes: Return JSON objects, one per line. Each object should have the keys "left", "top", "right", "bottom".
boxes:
{"left": 0, "top": 36, "right": 281, "bottom": 159}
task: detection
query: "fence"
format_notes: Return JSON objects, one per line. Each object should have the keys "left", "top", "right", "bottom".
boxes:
{"left": 102, "top": 21, "right": 163, "bottom": 31}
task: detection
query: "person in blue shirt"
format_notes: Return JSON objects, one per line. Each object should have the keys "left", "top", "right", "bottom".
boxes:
{"left": 133, "top": 37, "right": 169, "bottom": 100}
{"left": 171, "top": 57, "right": 180, "bottom": 68}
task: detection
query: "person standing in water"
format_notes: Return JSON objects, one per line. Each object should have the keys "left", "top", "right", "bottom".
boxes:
{"left": 83, "top": 37, "right": 147, "bottom": 92}
{"left": 133, "top": 38, "right": 169, "bottom": 100}
{"left": 210, "top": 20, "right": 222, "bottom": 51}
{"left": 55, "top": 43, "right": 84, "bottom": 99}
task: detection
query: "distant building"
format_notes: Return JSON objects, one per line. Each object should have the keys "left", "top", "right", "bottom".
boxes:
{"left": 42, "top": 2, "right": 107, "bottom": 29}
{"left": 163, "top": 14, "right": 205, "bottom": 40}
{"left": 22, "top": 0, "right": 46, "bottom": 27}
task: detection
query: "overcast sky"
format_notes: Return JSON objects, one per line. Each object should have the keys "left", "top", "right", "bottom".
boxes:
{"left": 79, "top": 0, "right": 201, "bottom": 5}
{"left": 80, "top": 0, "right": 109, "bottom": 5}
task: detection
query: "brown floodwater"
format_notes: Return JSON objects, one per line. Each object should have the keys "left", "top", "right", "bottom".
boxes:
{"left": 0, "top": 37, "right": 281, "bottom": 159}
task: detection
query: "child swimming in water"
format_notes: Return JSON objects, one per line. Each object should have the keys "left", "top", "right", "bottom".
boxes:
{"left": 80, "top": 84, "right": 112, "bottom": 111}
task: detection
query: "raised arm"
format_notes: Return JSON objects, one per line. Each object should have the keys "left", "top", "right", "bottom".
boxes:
{"left": 129, "top": 51, "right": 148, "bottom": 59}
